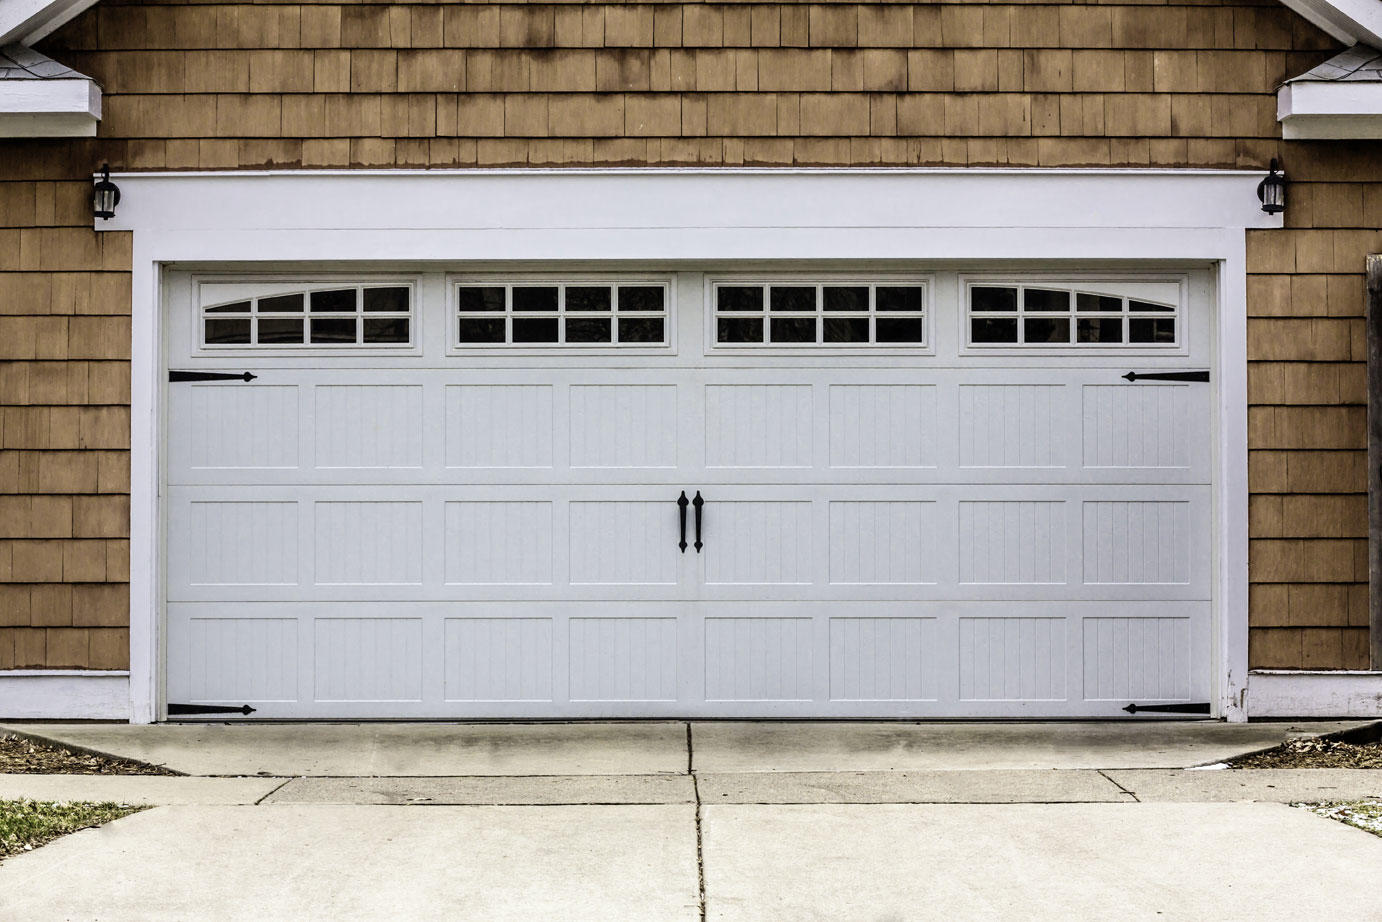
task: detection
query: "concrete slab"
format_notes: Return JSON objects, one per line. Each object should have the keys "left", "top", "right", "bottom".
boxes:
{"left": 0, "top": 805, "right": 700, "bottom": 922}
{"left": 689, "top": 720, "right": 1372, "bottom": 771}
{"left": 266, "top": 774, "right": 695, "bottom": 805}
{"left": 1109, "top": 768, "right": 1382, "bottom": 803}
{"left": 701, "top": 802, "right": 1382, "bottom": 921}
{"left": 696, "top": 769, "right": 1128, "bottom": 803}
{"left": 2, "top": 722, "right": 689, "bottom": 776}
{"left": 0, "top": 774, "right": 283, "bottom": 806}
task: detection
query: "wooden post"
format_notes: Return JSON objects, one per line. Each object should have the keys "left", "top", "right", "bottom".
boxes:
{"left": 1368, "top": 255, "right": 1382, "bottom": 669}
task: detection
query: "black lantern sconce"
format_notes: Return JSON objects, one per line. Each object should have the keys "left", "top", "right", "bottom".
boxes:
{"left": 93, "top": 164, "right": 121, "bottom": 221}
{"left": 1257, "top": 159, "right": 1286, "bottom": 215}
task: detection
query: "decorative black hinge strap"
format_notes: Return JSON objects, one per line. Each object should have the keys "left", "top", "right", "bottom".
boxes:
{"left": 1122, "top": 371, "right": 1210, "bottom": 383}
{"left": 167, "top": 703, "right": 257, "bottom": 716}
{"left": 1122, "top": 702, "right": 1211, "bottom": 715}
{"left": 169, "top": 371, "right": 258, "bottom": 383}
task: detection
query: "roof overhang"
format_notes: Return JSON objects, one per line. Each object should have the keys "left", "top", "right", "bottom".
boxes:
{"left": 0, "top": 0, "right": 97, "bottom": 46}
{"left": 0, "top": 71, "right": 98, "bottom": 135}
{"left": 1276, "top": 0, "right": 1382, "bottom": 47}
{"left": 1279, "top": 77, "right": 1382, "bottom": 138}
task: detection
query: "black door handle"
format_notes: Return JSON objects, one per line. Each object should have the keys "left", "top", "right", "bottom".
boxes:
{"left": 677, "top": 491, "right": 689, "bottom": 553}
{"left": 692, "top": 491, "right": 704, "bottom": 553}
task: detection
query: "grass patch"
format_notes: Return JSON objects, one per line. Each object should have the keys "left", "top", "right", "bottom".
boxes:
{"left": 0, "top": 799, "right": 145, "bottom": 860}
{"left": 1301, "top": 801, "right": 1382, "bottom": 838}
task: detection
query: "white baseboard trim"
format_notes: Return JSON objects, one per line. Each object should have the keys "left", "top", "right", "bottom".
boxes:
{"left": 0, "top": 671, "right": 131, "bottom": 720}
{"left": 1247, "top": 670, "right": 1382, "bottom": 719}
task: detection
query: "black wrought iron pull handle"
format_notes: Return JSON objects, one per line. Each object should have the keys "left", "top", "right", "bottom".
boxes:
{"left": 677, "top": 491, "right": 689, "bottom": 553}
{"left": 692, "top": 491, "right": 704, "bottom": 553}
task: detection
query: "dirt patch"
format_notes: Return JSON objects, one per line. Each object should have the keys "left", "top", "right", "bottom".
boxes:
{"left": 1300, "top": 801, "right": 1382, "bottom": 838}
{"left": 0, "top": 799, "right": 146, "bottom": 860}
{"left": 1232, "top": 735, "right": 1382, "bottom": 769}
{"left": 0, "top": 734, "right": 176, "bottom": 775}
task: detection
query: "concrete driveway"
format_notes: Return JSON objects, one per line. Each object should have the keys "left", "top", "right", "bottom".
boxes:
{"left": 2, "top": 720, "right": 1381, "bottom": 921}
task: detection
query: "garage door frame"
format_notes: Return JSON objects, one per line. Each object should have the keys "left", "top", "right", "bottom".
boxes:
{"left": 96, "top": 167, "right": 1282, "bottom": 723}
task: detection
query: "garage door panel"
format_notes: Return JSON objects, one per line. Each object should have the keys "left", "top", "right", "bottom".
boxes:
{"left": 314, "top": 384, "right": 424, "bottom": 469}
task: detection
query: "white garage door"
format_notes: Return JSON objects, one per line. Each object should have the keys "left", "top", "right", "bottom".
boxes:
{"left": 163, "top": 268, "right": 1214, "bottom": 718}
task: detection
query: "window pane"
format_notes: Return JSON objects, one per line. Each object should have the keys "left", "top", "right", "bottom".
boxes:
{"left": 513, "top": 317, "right": 559, "bottom": 342}
{"left": 619, "top": 317, "right": 664, "bottom": 343}
{"left": 823, "top": 317, "right": 869, "bottom": 342}
{"left": 770, "top": 317, "right": 817, "bottom": 342}
{"left": 310, "top": 289, "right": 357, "bottom": 313}
{"left": 310, "top": 317, "right": 357, "bottom": 343}
{"left": 257, "top": 295, "right": 302, "bottom": 314}
{"left": 971, "top": 286, "right": 1017, "bottom": 312}
{"left": 1130, "top": 299, "right": 1175, "bottom": 313}
{"left": 565, "top": 317, "right": 611, "bottom": 343}
{"left": 1024, "top": 288, "right": 1069, "bottom": 312}
{"left": 876, "top": 317, "right": 924, "bottom": 342}
{"left": 1129, "top": 318, "right": 1176, "bottom": 343}
{"left": 513, "top": 287, "right": 558, "bottom": 312}
{"left": 458, "top": 318, "right": 505, "bottom": 343}
{"left": 363, "top": 318, "right": 409, "bottom": 343}
{"left": 1024, "top": 317, "right": 1070, "bottom": 343}
{"left": 717, "top": 317, "right": 763, "bottom": 342}
{"left": 718, "top": 286, "right": 763, "bottom": 312}
{"left": 971, "top": 317, "right": 1017, "bottom": 343}
{"left": 206, "top": 300, "right": 251, "bottom": 314}
{"left": 770, "top": 286, "right": 816, "bottom": 312}
{"left": 458, "top": 287, "right": 505, "bottom": 312}
{"left": 566, "top": 286, "right": 611, "bottom": 312}
{"left": 205, "top": 318, "right": 251, "bottom": 344}
{"left": 1076, "top": 293, "right": 1122, "bottom": 312}
{"left": 363, "top": 287, "right": 409, "bottom": 313}
{"left": 876, "top": 287, "right": 922, "bottom": 312}
{"left": 257, "top": 318, "right": 303, "bottom": 344}
{"left": 823, "top": 286, "right": 868, "bottom": 312}
{"left": 617, "top": 286, "right": 664, "bottom": 312}
{"left": 1077, "top": 317, "right": 1123, "bottom": 343}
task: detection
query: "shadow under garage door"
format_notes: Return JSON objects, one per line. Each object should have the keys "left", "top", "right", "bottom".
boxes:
{"left": 162, "top": 268, "right": 1214, "bottom": 718}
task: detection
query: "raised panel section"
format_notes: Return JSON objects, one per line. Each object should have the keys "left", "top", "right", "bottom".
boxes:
{"left": 1083, "top": 385, "right": 1189, "bottom": 469}
{"left": 314, "top": 618, "right": 423, "bottom": 701}
{"left": 315, "top": 385, "right": 423, "bottom": 468}
{"left": 569, "top": 617, "right": 677, "bottom": 701}
{"left": 444, "top": 618, "right": 553, "bottom": 701}
{"left": 1083, "top": 617, "right": 1192, "bottom": 701}
{"left": 314, "top": 501, "right": 423, "bottom": 585}
{"left": 828, "top": 501, "right": 934, "bottom": 584}
{"left": 569, "top": 385, "right": 677, "bottom": 468}
{"left": 177, "top": 618, "right": 298, "bottom": 702}
{"left": 187, "top": 501, "right": 298, "bottom": 585}
{"left": 705, "top": 384, "right": 812, "bottom": 468}
{"left": 828, "top": 384, "right": 936, "bottom": 468}
{"left": 958, "top": 384, "right": 1063, "bottom": 468}
{"left": 829, "top": 617, "right": 937, "bottom": 701}
{"left": 705, "top": 617, "right": 814, "bottom": 700}
{"left": 1083, "top": 501, "right": 1190, "bottom": 585}
{"left": 958, "top": 501, "right": 1066, "bottom": 584}
{"left": 704, "top": 501, "right": 813, "bottom": 585}
{"left": 186, "top": 385, "right": 298, "bottom": 470}
{"left": 569, "top": 502, "right": 678, "bottom": 585}
{"left": 444, "top": 502, "right": 552, "bottom": 585}
{"left": 445, "top": 384, "right": 553, "bottom": 468}
{"left": 958, "top": 617, "right": 1066, "bottom": 701}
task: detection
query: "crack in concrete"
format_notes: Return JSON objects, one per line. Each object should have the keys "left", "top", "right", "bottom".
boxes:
{"left": 1097, "top": 769, "right": 1140, "bottom": 802}
{"left": 253, "top": 778, "right": 294, "bottom": 805}
{"left": 688, "top": 723, "right": 706, "bottom": 922}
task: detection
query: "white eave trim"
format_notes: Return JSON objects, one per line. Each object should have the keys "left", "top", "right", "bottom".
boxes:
{"left": 1247, "top": 670, "right": 1382, "bottom": 718}
{"left": 1278, "top": 79, "right": 1382, "bottom": 138}
{"left": 0, "top": 0, "right": 97, "bottom": 46}
{"left": 1276, "top": 0, "right": 1382, "bottom": 47}
{"left": 0, "top": 72, "right": 99, "bottom": 136}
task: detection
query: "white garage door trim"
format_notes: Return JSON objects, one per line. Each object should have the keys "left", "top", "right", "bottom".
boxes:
{"left": 94, "top": 167, "right": 1281, "bottom": 723}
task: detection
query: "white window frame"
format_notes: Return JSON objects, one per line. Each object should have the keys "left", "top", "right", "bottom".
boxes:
{"left": 94, "top": 167, "right": 1282, "bottom": 724}
{"left": 192, "top": 276, "right": 421, "bottom": 356}
{"left": 959, "top": 274, "right": 1190, "bottom": 356}
{"left": 705, "top": 273, "right": 934, "bottom": 355}
{"left": 447, "top": 273, "right": 676, "bottom": 356}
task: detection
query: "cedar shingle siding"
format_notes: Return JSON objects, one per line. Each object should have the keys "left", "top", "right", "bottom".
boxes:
{"left": 0, "top": 0, "right": 1377, "bottom": 670}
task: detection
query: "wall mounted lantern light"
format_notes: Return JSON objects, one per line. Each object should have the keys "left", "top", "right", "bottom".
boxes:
{"left": 1257, "top": 159, "right": 1286, "bottom": 215}
{"left": 93, "top": 164, "right": 121, "bottom": 221}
